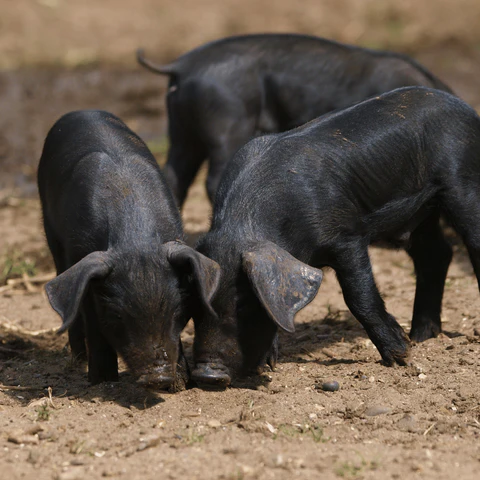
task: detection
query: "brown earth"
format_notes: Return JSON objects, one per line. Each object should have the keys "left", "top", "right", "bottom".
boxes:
{"left": 1, "top": 1, "right": 480, "bottom": 479}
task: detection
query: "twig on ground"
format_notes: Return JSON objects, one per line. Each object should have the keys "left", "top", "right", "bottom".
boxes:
{"left": 0, "top": 272, "right": 55, "bottom": 294}
{"left": 0, "top": 319, "right": 57, "bottom": 336}
{"left": 423, "top": 423, "right": 436, "bottom": 436}
{"left": 0, "top": 384, "right": 46, "bottom": 391}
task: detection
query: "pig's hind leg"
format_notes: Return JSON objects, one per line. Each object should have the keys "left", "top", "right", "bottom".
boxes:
{"left": 441, "top": 178, "right": 480, "bottom": 314}
{"left": 333, "top": 239, "right": 410, "bottom": 366}
{"left": 407, "top": 213, "right": 452, "bottom": 342}
{"left": 163, "top": 136, "right": 206, "bottom": 208}
{"left": 205, "top": 117, "right": 255, "bottom": 204}
{"left": 194, "top": 86, "right": 256, "bottom": 204}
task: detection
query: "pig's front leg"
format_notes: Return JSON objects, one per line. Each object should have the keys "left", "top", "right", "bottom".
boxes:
{"left": 83, "top": 295, "right": 118, "bottom": 384}
{"left": 68, "top": 318, "right": 87, "bottom": 362}
{"left": 333, "top": 240, "right": 410, "bottom": 366}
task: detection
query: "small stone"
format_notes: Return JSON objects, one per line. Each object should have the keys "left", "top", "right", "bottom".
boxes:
{"left": 56, "top": 469, "right": 84, "bottom": 480}
{"left": 207, "top": 419, "right": 222, "bottom": 428}
{"left": 345, "top": 401, "right": 364, "bottom": 418}
{"left": 364, "top": 405, "right": 391, "bottom": 416}
{"left": 321, "top": 348, "right": 336, "bottom": 358}
{"left": 418, "top": 373, "right": 427, "bottom": 380}
{"left": 309, "top": 413, "right": 318, "bottom": 420}
{"left": 38, "top": 430, "right": 55, "bottom": 441}
{"left": 26, "top": 425, "right": 44, "bottom": 436}
{"left": 240, "top": 465, "right": 254, "bottom": 475}
{"left": 368, "top": 376, "right": 375, "bottom": 383}
{"left": 137, "top": 434, "right": 162, "bottom": 451}
{"left": 319, "top": 380, "right": 340, "bottom": 392}
{"left": 473, "top": 328, "right": 480, "bottom": 336}
{"left": 396, "top": 414, "right": 417, "bottom": 432}
{"left": 223, "top": 447, "right": 238, "bottom": 454}
{"left": 27, "top": 449, "right": 41, "bottom": 465}
{"left": 8, "top": 431, "right": 39, "bottom": 445}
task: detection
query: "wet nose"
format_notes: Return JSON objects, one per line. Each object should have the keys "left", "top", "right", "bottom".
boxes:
{"left": 136, "top": 363, "right": 175, "bottom": 389}
{"left": 191, "top": 362, "right": 232, "bottom": 388}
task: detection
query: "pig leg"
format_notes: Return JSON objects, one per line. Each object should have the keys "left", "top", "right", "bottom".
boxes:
{"left": 333, "top": 240, "right": 410, "bottom": 366}
{"left": 68, "top": 318, "right": 88, "bottom": 363}
{"left": 451, "top": 217, "right": 480, "bottom": 302}
{"left": 44, "top": 222, "right": 87, "bottom": 360}
{"left": 83, "top": 294, "right": 118, "bottom": 384}
{"left": 407, "top": 214, "right": 452, "bottom": 342}
{"left": 163, "top": 139, "right": 206, "bottom": 208}
{"left": 205, "top": 121, "right": 255, "bottom": 204}
{"left": 442, "top": 187, "right": 480, "bottom": 309}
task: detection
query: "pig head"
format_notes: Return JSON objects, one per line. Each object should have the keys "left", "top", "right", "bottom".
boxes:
{"left": 46, "top": 241, "right": 220, "bottom": 389}
{"left": 191, "top": 241, "right": 323, "bottom": 387}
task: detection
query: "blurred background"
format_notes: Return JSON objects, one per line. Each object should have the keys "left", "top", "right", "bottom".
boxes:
{"left": 1, "top": 0, "right": 480, "bottom": 192}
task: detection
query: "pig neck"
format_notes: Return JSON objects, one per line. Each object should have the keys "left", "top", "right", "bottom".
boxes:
{"left": 105, "top": 196, "right": 183, "bottom": 252}
{"left": 208, "top": 208, "right": 312, "bottom": 268}
{"left": 200, "top": 225, "right": 279, "bottom": 279}
{"left": 95, "top": 153, "right": 184, "bottom": 251}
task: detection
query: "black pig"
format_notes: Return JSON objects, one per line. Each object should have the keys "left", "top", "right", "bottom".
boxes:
{"left": 38, "top": 110, "right": 220, "bottom": 388}
{"left": 190, "top": 87, "right": 480, "bottom": 387}
{"left": 137, "top": 33, "right": 452, "bottom": 206}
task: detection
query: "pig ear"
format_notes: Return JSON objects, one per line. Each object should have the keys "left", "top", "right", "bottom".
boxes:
{"left": 242, "top": 242, "right": 323, "bottom": 333}
{"left": 165, "top": 242, "right": 221, "bottom": 317}
{"left": 45, "top": 251, "right": 112, "bottom": 334}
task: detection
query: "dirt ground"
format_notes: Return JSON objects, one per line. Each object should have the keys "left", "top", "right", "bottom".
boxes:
{"left": 1, "top": 2, "right": 480, "bottom": 479}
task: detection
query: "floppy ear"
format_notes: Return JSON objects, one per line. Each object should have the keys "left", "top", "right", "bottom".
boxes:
{"left": 165, "top": 241, "right": 221, "bottom": 317}
{"left": 242, "top": 242, "right": 323, "bottom": 333}
{"left": 45, "top": 251, "right": 112, "bottom": 334}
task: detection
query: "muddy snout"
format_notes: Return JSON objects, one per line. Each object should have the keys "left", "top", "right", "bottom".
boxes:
{"left": 191, "top": 362, "right": 232, "bottom": 388}
{"left": 136, "top": 353, "right": 189, "bottom": 391}
{"left": 136, "top": 361, "right": 176, "bottom": 388}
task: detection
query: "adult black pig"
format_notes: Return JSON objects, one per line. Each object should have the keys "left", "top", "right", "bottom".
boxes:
{"left": 137, "top": 33, "right": 452, "bottom": 206}
{"left": 190, "top": 87, "right": 480, "bottom": 387}
{"left": 38, "top": 110, "right": 220, "bottom": 388}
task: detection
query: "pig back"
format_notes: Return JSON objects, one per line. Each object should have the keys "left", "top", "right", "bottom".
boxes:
{"left": 38, "top": 110, "right": 182, "bottom": 251}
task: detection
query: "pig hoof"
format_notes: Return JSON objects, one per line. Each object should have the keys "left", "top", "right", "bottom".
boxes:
{"left": 375, "top": 322, "right": 411, "bottom": 367}
{"left": 380, "top": 342, "right": 411, "bottom": 367}
{"left": 191, "top": 363, "right": 231, "bottom": 388}
{"left": 88, "top": 371, "right": 119, "bottom": 385}
{"left": 409, "top": 323, "right": 441, "bottom": 343}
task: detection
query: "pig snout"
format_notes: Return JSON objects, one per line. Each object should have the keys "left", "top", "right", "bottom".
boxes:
{"left": 191, "top": 362, "right": 232, "bottom": 388}
{"left": 136, "top": 361, "right": 175, "bottom": 387}
{"left": 136, "top": 346, "right": 190, "bottom": 391}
